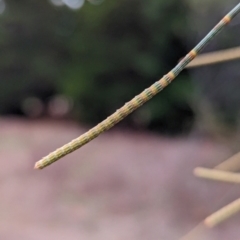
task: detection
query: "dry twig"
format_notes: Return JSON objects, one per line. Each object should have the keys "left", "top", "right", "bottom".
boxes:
{"left": 194, "top": 167, "right": 240, "bottom": 184}
{"left": 204, "top": 198, "right": 240, "bottom": 228}
{"left": 215, "top": 151, "right": 240, "bottom": 172}
{"left": 186, "top": 46, "right": 240, "bottom": 68}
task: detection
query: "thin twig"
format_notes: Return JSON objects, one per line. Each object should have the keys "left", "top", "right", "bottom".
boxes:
{"left": 35, "top": 3, "right": 240, "bottom": 169}
{"left": 183, "top": 150, "right": 240, "bottom": 239}
{"left": 180, "top": 223, "right": 205, "bottom": 240}
{"left": 194, "top": 167, "right": 240, "bottom": 184}
{"left": 186, "top": 46, "right": 240, "bottom": 68}
{"left": 204, "top": 198, "right": 240, "bottom": 228}
{"left": 215, "top": 151, "right": 240, "bottom": 172}
{"left": 180, "top": 185, "right": 239, "bottom": 239}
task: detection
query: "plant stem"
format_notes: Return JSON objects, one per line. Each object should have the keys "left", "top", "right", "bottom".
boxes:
{"left": 35, "top": 3, "right": 240, "bottom": 169}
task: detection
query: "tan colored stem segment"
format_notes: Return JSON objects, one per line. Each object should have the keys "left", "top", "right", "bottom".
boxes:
{"left": 34, "top": 74, "right": 174, "bottom": 169}
{"left": 186, "top": 47, "right": 240, "bottom": 68}
{"left": 194, "top": 167, "right": 240, "bottom": 184}
{"left": 215, "top": 152, "right": 240, "bottom": 172}
{"left": 204, "top": 198, "right": 240, "bottom": 228}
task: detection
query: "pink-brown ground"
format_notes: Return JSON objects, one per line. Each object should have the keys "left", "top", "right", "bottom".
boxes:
{"left": 0, "top": 118, "right": 240, "bottom": 240}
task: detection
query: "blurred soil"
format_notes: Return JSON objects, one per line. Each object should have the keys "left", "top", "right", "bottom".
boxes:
{"left": 0, "top": 117, "right": 240, "bottom": 240}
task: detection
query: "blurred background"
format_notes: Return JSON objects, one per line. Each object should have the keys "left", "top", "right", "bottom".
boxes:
{"left": 1, "top": 0, "right": 240, "bottom": 239}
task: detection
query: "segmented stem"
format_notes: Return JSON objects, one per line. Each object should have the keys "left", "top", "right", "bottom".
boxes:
{"left": 35, "top": 3, "right": 240, "bottom": 169}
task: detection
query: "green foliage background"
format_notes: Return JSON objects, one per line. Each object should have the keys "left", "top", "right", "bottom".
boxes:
{"left": 0, "top": 0, "right": 195, "bottom": 134}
